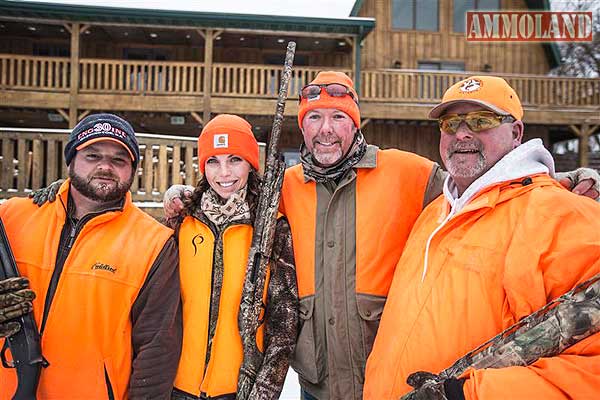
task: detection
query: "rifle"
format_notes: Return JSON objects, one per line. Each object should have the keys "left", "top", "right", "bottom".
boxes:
{"left": 237, "top": 41, "right": 296, "bottom": 400}
{"left": 402, "top": 273, "right": 600, "bottom": 399}
{"left": 0, "top": 219, "right": 44, "bottom": 400}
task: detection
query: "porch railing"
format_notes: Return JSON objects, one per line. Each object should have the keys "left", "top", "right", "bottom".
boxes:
{"left": 1, "top": 54, "right": 598, "bottom": 107}
{"left": 0, "top": 128, "right": 200, "bottom": 202}
{"left": 360, "top": 69, "right": 600, "bottom": 106}
{"left": 79, "top": 58, "right": 206, "bottom": 94}
{"left": 0, "top": 54, "right": 70, "bottom": 91}
{"left": 211, "top": 63, "right": 351, "bottom": 98}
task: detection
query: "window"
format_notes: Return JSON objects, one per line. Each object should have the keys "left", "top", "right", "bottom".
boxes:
{"left": 392, "top": 0, "right": 439, "bottom": 31}
{"left": 33, "top": 43, "right": 69, "bottom": 57}
{"left": 418, "top": 61, "right": 465, "bottom": 71}
{"left": 454, "top": 0, "right": 500, "bottom": 33}
{"left": 417, "top": 62, "right": 466, "bottom": 98}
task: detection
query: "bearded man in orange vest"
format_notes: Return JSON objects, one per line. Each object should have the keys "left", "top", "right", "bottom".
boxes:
{"left": 0, "top": 113, "right": 182, "bottom": 399}
{"left": 162, "top": 72, "right": 598, "bottom": 400}
{"left": 364, "top": 76, "right": 600, "bottom": 400}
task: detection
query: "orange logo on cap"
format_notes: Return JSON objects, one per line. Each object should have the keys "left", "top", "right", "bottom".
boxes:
{"left": 459, "top": 78, "right": 482, "bottom": 93}
{"left": 213, "top": 133, "right": 229, "bottom": 149}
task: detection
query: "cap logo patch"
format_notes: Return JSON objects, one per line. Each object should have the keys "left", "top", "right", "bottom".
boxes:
{"left": 459, "top": 78, "right": 482, "bottom": 93}
{"left": 214, "top": 134, "right": 229, "bottom": 149}
{"left": 76, "top": 122, "right": 127, "bottom": 141}
{"left": 307, "top": 94, "right": 321, "bottom": 102}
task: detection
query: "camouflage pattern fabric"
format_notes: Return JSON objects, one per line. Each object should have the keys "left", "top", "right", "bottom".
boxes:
{"left": 402, "top": 274, "right": 600, "bottom": 400}
{"left": 0, "top": 277, "right": 35, "bottom": 338}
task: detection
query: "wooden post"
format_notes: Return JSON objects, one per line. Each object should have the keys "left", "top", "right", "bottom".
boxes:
{"left": 201, "top": 29, "right": 216, "bottom": 123}
{"left": 352, "top": 36, "right": 362, "bottom": 96}
{"left": 570, "top": 124, "right": 599, "bottom": 168}
{"left": 69, "top": 23, "right": 81, "bottom": 128}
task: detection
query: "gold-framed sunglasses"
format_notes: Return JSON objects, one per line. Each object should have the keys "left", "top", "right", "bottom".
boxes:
{"left": 439, "top": 111, "right": 515, "bottom": 134}
{"left": 299, "top": 83, "right": 359, "bottom": 104}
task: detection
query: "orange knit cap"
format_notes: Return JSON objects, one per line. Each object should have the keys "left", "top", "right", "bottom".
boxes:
{"left": 298, "top": 71, "right": 361, "bottom": 129}
{"left": 197, "top": 114, "right": 259, "bottom": 173}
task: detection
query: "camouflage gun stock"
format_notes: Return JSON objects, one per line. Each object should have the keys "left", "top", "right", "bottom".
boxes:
{"left": 402, "top": 273, "right": 600, "bottom": 399}
{"left": 237, "top": 41, "right": 296, "bottom": 400}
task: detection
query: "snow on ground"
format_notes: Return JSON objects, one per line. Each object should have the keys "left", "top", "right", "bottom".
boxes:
{"left": 281, "top": 368, "right": 301, "bottom": 400}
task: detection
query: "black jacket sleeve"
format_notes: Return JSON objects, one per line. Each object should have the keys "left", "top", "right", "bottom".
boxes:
{"left": 128, "top": 236, "right": 183, "bottom": 400}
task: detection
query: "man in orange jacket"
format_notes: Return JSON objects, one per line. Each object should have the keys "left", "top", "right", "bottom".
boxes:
{"left": 364, "top": 76, "right": 600, "bottom": 400}
{"left": 0, "top": 113, "right": 182, "bottom": 399}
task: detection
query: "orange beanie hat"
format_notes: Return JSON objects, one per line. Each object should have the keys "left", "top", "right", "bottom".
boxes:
{"left": 197, "top": 114, "right": 259, "bottom": 173}
{"left": 298, "top": 71, "right": 361, "bottom": 129}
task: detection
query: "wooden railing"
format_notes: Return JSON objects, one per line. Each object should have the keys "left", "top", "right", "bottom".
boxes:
{"left": 79, "top": 58, "right": 205, "bottom": 94}
{"left": 360, "top": 69, "right": 600, "bottom": 106}
{"left": 0, "top": 128, "right": 200, "bottom": 202}
{"left": 0, "top": 54, "right": 70, "bottom": 91}
{"left": 1, "top": 54, "right": 598, "bottom": 107}
{"left": 211, "top": 63, "right": 352, "bottom": 97}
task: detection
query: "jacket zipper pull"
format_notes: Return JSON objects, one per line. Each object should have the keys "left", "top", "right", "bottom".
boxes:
{"left": 67, "top": 225, "right": 77, "bottom": 248}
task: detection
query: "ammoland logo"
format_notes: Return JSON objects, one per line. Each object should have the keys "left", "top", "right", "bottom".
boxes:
{"left": 466, "top": 11, "right": 593, "bottom": 42}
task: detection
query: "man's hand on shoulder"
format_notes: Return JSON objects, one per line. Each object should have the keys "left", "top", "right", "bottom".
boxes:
{"left": 29, "top": 179, "right": 65, "bottom": 206}
{"left": 557, "top": 168, "right": 600, "bottom": 201}
{"left": 0, "top": 277, "right": 35, "bottom": 338}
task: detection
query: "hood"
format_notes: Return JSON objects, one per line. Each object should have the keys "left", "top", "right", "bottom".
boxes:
{"left": 443, "top": 138, "right": 555, "bottom": 214}
{"left": 421, "top": 139, "right": 555, "bottom": 282}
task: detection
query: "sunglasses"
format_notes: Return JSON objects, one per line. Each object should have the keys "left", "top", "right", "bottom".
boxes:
{"left": 299, "top": 83, "right": 359, "bottom": 104}
{"left": 439, "top": 111, "right": 515, "bottom": 134}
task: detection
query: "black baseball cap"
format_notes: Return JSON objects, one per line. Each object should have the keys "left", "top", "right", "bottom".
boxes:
{"left": 64, "top": 113, "right": 140, "bottom": 167}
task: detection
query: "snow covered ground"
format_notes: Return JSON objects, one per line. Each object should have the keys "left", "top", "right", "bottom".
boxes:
{"left": 280, "top": 368, "right": 301, "bottom": 400}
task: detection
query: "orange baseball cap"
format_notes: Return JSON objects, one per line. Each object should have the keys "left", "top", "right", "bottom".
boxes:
{"left": 197, "top": 114, "right": 259, "bottom": 173}
{"left": 298, "top": 71, "right": 361, "bottom": 129}
{"left": 429, "top": 76, "right": 523, "bottom": 120}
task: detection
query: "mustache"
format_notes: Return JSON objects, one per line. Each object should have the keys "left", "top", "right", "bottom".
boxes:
{"left": 88, "top": 172, "right": 118, "bottom": 182}
{"left": 448, "top": 140, "right": 483, "bottom": 156}
{"left": 312, "top": 135, "right": 342, "bottom": 145}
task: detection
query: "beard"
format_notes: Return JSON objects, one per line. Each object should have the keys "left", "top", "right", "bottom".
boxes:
{"left": 68, "top": 163, "right": 133, "bottom": 203}
{"left": 310, "top": 134, "right": 344, "bottom": 166}
{"left": 443, "top": 139, "right": 487, "bottom": 179}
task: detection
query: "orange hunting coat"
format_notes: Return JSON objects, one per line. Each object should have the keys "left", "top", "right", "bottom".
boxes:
{"left": 0, "top": 182, "right": 174, "bottom": 399}
{"left": 364, "top": 174, "right": 600, "bottom": 399}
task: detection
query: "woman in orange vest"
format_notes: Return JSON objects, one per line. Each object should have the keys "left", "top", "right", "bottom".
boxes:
{"left": 169, "top": 114, "right": 298, "bottom": 400}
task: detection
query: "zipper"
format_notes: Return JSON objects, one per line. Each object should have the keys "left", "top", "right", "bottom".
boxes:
{"left": 104, "top": 365, "right": 115, "bottom": 400}
{"left": 203, "top": 231, "right": 219, "bottom": 376}
{"left": 201, "top": 216, "right": 222, "bottom": 386}
{"left": 39, "top": 197, "right": 123, "bottom": 335}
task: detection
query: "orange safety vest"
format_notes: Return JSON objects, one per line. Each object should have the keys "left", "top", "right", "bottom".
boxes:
{"left": 280, "top": 149, "right": 434, "bottom": 299}
{"left": 0, "top": 181, "right": 173, "bottom": 400}
{"left": 174, "top": 217, "right": 269, "bottom": 397}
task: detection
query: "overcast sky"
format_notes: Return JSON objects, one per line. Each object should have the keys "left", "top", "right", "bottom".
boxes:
{"left": 16, "top": 0, "right": 358, "bottom": 18}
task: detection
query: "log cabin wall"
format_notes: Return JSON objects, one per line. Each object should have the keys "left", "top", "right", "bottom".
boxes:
{"left": 358, "top": 0, "right": 551, "bottom": 74}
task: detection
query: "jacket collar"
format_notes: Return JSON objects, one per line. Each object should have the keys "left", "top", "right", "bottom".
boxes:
{"left": 55, "top": 179, "right": 129, "bottom": 222}
{"left": 302, "top": 144, "right": 379, "bottom": 183}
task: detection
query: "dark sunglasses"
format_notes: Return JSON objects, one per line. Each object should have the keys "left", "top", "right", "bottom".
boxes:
{"left": 299, "top": 83, "right": 359, "bottom": 104}
{"left": 439, "top": 111, "right": 515, "bottom": 134}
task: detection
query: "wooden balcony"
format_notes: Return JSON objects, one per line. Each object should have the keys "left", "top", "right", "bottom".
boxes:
{"left": 0, "top": 127, "right": 200, "bottom": 204}
{"left": 1, "top": 54, "right": 599, "bottom": 124}
{"left": 360, "top": 69, "right": 600, "bottom": 124}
